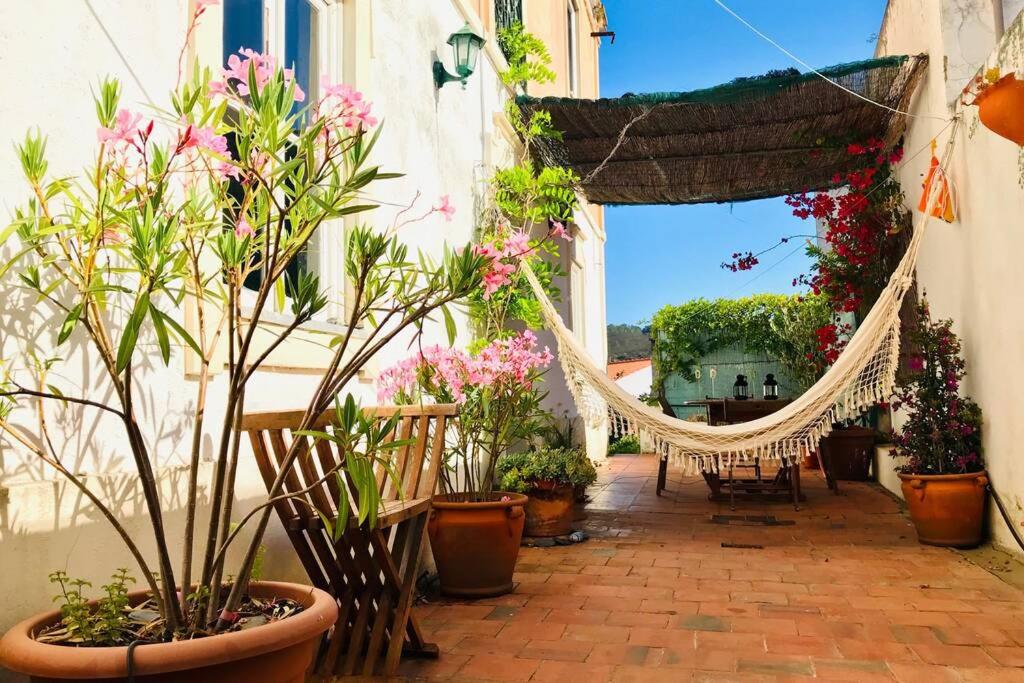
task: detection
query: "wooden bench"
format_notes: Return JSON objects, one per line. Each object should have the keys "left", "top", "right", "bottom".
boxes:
{"left": 241, "top": 403, "right": 457, "bottom": 678}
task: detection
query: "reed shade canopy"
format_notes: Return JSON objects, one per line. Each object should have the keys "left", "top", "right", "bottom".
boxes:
{"left": 516, "top": 55, "right": 929, "bottom": 205}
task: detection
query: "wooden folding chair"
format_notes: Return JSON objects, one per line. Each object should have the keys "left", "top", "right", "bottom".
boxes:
{"left": 241, "top": 403, "right": 456, "bottom": 678}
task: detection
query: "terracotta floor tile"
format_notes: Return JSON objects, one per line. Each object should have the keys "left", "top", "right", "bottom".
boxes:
{"left": 888, "top": 662, "right": 961, "bottom": 683}
{"left": 911, "top": 643, "right": 997, "bottom": 667}
{"left": 563, "top": 623, "right": 632, "bottom": 643}
{"left": 516, "top": 638, "right": 593, "bottom": 662}
{"left": 453, "top": 654, "right": 540, "bottom": 681}
{"left": 497, "top": 621, "right": 565, "bottom": 641}
{"left": 957, "top": 666, "right": 1024, "bottom": 682}
{"left": 530, "top": 659, "right": 616, "bottom": 682}
{"left": 543, "top": 608, "right": 610, "bottom": 625}
{"left": 587, "top": 643, "right": 666, "bottom": 666}
{"left": 983, "top": 645, "right": 1024, "bottom": 667}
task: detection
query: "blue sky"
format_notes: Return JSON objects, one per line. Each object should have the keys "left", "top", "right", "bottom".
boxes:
{"left": 600, "top": 0, "right": 887, "bottom": 325}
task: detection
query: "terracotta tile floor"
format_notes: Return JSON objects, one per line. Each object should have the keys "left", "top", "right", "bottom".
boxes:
{"left": 397, "top": 454, "right": 1024, "bottom": 682}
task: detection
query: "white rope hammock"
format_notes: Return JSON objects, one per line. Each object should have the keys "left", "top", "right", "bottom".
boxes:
{"left": 525, "top": 130, "right": 958, "bottom": 474}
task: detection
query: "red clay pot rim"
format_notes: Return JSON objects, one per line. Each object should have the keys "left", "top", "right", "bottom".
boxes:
{"left": 0, "top": 580, "right": 337, "bottom": 679}
{"left": 898, "top": 470, "right": 987, "bottom": 482}
{"left": 432, "top": 492, "right": 528, "bottom": 509}
{"left": 974, "top": 73, "right": 1019, "bottom": 104}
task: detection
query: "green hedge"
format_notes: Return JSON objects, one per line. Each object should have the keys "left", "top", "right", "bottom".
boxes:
{"left": 650, "top": 294, "right": 831, "bottom": 391}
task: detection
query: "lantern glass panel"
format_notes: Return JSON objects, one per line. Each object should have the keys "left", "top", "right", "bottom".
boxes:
{"left": 733, "top": 374, "right": 749, "bottom": 400}
{"left": 763, "top": 373, "right": 779, "bottom": 400}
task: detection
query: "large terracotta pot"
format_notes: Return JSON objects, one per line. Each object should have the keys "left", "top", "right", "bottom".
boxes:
{"left": 899, "top": 471, "right": 988, "bottom": 548}
{"left": 975, "top": 74, "right": 1024, "bottom": 146}
{"left": 819, "top": 426, "right": 875, "bottom": 481}
{"left": 523, "top": 482, "right": 574, "bottom": 537}
{"left": 429, "top": 493, "right": 527, "bottom": 598}
{"left": 0, "top": 581, "right": 336, "bottom": 683}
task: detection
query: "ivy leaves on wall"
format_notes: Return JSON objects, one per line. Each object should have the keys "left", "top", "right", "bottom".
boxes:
{"left": 650, "top": 294, "right": 832, "bottom": 391}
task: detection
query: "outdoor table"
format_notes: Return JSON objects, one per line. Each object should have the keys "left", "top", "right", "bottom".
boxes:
{"left": 657, "top": 398, "right": 806, "bottom": 509}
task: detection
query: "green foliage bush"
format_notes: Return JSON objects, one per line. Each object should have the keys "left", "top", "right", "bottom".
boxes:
{"left": 496, "top": 447, "right": 597, "bottom": 493}
{"left": 650, "top": 294, "right": 832, "bottom": 390}
{"left": 608, "top": 434, "right": 641, "bottom": 455}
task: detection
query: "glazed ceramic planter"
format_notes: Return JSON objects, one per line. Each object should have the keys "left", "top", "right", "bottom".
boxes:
{"left": 976, "top": 74, "right": 1024, "bottom": 146}
{"left": 0, "top": 581, "right": 336, "bottom": 683}
{"left": 428, "top": 493, "right": 527, "bottom": 598}
{"left": 899, "top": 471, "right": 988, "bottom": 548}
{"left": 523, "top": 482, "right": 574, "bottom": 537}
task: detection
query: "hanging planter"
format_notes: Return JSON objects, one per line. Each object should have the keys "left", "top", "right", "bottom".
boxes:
{"left": 966, "top": 70, "right": 1024, "bottom": 146}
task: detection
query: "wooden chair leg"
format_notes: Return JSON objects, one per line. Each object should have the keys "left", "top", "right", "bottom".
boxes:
{"left": 384, "top": 512, "right": 431, "bottom": 673}
{"left": 656, "top": 456, "right": 668, "bottom": 496}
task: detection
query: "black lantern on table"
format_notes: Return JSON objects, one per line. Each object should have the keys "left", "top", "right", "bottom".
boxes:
{"left": 733, "top": 374, "right": 749, "bottom": 400}
{"left": 763, "top": 373, "right": 779, "bottom": 400}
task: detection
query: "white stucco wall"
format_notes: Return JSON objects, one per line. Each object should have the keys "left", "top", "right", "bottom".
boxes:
{"left": 615, "top": 366, "right": 652, "bottom": 399}
{"left": 0, "top": 0, "right": 607, "bottom": 657}
{"left": 876, "top": 0, "right": 1024, "bottom": 555}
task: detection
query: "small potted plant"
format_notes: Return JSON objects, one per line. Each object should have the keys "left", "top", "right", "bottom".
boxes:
{"left": 963, "top": 66, "right": 1024, "bottom": 146}
{"left": 496, "top": 446, "right": 597, "bottom": 537}
{"left": 890, "top": 301, "right": 986, "bottom": 548}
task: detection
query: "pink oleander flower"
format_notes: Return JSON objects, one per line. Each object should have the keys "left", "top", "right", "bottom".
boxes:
{"left": 549, "top": 220, "right": 570, "bottom": 241}
{"left": 181, "top": 125, "right": 229, "bottom": 155}
{"left": 504, "top": 231, "right": 530, "bottom": 258}
{"left": 376, "top": 331, "right": 552, "bottom": 406}
{"left": 196, "top": 0, "right": 219, "bottom": 8}
{"left": 482, "top": 260, "right": 515, "bottom": 299}
{"left": 214, "top": 48, "right": 305, "bottom": 103}
{"left": 434, "top": 195, "right": 455, "bottom": 222}
{"left": 235, "top": 217, "right": 254, "bottom": 238}
{"left": 215, "top": 160, "right": 242, "bottom": 181}
{"left": 97, "top": 109, "right": 144, "bottom": 146}
{"left": 320, "top": 79, "right": 377, "bottom": 129}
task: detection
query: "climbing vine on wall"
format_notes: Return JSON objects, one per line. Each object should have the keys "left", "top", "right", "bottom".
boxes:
{"left": 650, "top": 294, "right": 832, "bottom": 391}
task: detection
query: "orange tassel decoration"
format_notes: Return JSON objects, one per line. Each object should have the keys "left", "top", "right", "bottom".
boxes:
{"left": 917, "top": 139, "right": 956, "bottom": 223}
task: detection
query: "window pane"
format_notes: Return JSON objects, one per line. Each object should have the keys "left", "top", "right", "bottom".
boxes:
{"left": 223, "top": 0, "right": 264, "bottom": 60}
{"left": 285, "top": 0, "right": 319, "bottom": 105}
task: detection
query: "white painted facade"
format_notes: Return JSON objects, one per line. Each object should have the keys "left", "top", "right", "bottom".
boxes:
{"left": 614, "top": 365, "right": 653, "bottom": 400}
{"left": 0, "top": 0, "right": 606, "bottom": 650}
{"left": 874, "top": 0, "right": 1024, "bottom": 556}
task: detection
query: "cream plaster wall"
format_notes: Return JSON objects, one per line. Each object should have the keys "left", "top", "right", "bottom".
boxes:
{"left": 0, "top": 0, "right": 607, "bottom": 663}
{"left": 876, "top": 0, "right": 1024, "bottom": 555}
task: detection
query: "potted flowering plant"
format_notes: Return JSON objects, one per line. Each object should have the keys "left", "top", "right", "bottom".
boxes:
{"left": 374, "top": 22, "right": 576, "bottom": 598}
{"left": 963, "top": 66, "right": 1024, "bottom": 146}
{"left": 496, "top": 446, "right": 597, "bottom": 537}
{"left": 890, "top": 301, "right": 986, "bottom": 548}
{"left": 376, "top": 332, "right": 552, "bottom": 596}
{"left": 0, "top": 7, "right": 484, "bottom": 680}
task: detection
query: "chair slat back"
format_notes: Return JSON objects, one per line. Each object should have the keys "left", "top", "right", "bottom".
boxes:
{"left": 242, "top": 404, "right": 456, "bottom": 528}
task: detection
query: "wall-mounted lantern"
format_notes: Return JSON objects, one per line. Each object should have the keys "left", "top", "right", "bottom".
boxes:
{"left": 433, "top": 23, "right": 486, "bottom": 89}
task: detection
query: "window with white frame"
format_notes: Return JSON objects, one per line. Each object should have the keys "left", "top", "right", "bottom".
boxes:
{"left": 222, "top": 0, "right": 346, "bottom": 324}
{"left": 567, "top": 0, "right": 580, "bottom": 97}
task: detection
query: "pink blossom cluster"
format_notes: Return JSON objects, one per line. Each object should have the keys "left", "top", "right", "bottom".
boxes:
{"left": 319, "top": 80, "right": 378, "bottom": 130}
{"left": 474, "top": 231, "right": 531, "bottom": 299}
{"left": 376, "top": 331, "right": 553, "bottom": 404}
{"left": 210, "top": 48, "right": 306, "bottom": 103}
